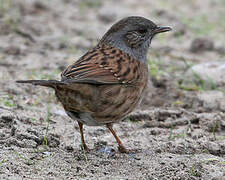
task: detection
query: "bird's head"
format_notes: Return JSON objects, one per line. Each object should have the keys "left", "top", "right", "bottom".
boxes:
{"left": 99, "top": 16, "right": 172, "bottom": 62}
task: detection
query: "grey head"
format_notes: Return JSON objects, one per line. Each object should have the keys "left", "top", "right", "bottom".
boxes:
{"left": 99, "top": 16, "right": 172, "bottom": 63}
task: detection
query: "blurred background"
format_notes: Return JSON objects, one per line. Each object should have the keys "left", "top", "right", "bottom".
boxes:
{"left": 0, "top": 0, "right": 225, "bottom": 179}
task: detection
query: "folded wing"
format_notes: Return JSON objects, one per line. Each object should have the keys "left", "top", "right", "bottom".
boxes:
{"left": 61, "top": 44, "right": 144, "bottom": 85}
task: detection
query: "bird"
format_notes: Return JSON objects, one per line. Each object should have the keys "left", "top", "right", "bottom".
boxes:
{"left": 17, "top": 16, "right": 171, "bottom": 153}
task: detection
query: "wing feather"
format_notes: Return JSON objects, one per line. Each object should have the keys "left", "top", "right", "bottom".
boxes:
{"left": 61, "top": 45, "right": 146, "bottom": 85}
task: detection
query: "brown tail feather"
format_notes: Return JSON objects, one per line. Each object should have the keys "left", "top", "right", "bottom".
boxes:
{"left": 16, "top": 80, "right": 65, "bottom": 88}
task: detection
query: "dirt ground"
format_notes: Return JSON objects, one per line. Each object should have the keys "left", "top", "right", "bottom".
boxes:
{"left": 0, "top": 0, "right": 225, "bottom": 179}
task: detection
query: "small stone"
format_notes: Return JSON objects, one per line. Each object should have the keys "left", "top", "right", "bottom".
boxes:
{"left": 33, "top": 1, "right": 48, "bottom": 10}
{"left": 0, "top": 112, "right": 15, "bottom": 122}
{"left": 186, "top": 61, "right": 225, "bottom": 86}
{"left": 197, "top": 91, "right": 224, "bottom": 111}
{"left": 65, "top": 145, "right": 74, "bottom": 152}
{"left": 43, "top": 151, "right": 51, "bottom": 156}
{"left": 97, "top": 147, "right": 115, "bottom": 156}
{"left": 206, "top": 142, "right": 220, "bottom": 155}
{"left": 4, "top": 46, "right": 21, "bottom": 55}
{"left": 190, "top": 38, "right": 214, "bottom": 52}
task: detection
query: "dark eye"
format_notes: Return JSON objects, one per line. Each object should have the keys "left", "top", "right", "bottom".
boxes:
{"left": 137, "top": 29, "right": 147, "bottom": 34}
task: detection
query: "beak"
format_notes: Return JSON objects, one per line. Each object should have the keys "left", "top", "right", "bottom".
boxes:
{"left": 153, "top": 26, "right": 172, "bottom": 34}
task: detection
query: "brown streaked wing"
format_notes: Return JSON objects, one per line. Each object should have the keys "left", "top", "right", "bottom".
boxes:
{"left": 61, "top": 44, "right": 145, "bottom": 85}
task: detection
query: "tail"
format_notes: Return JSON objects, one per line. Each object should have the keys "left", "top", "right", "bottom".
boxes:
{"left": 16, "top": 80, "right": 66, "bottom": 89}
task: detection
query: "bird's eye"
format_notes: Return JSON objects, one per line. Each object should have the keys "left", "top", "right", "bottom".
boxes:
{"left": 137, "top": 29, "right": 147, "bottom": 34}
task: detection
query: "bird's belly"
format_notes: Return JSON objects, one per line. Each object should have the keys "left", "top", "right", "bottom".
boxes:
{"left": 93, "top": 84, "right": 145, "bottom": 124}
{"left": 55, "top": 83, "right": 146, "bottom": 126}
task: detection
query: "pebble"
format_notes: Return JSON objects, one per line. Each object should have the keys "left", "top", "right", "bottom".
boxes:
{"left": 4, "top": 46, "right": 21, "bottom": 55}
{"left": 206, "top": 142, "right": 220, "bottom": 155}
{"left": 190, "top": 38, "right": 214, "bottom": 52}
{"left": 187, "top": 61, "right": 225, "bottom": 86}
{"left": 197, "top": 91, "right": 225, "bottom": 111}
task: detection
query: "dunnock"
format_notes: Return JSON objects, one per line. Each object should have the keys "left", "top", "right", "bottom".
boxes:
{"left": 17, "top": 16, "right": 171, "bottom": 153}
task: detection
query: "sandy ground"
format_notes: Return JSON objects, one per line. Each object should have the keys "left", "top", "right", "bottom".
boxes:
{"left": 0, "top": 0, "right": 225, "bottom": 179}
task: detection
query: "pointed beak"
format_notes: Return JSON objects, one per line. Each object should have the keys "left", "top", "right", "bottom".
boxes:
{"left": 153, "top": 26, "right": 172, "bottom": 34}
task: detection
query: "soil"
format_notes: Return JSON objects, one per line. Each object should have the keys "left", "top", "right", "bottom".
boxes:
{"left": 0, "top": 0, "right": 225, "bottom": 179}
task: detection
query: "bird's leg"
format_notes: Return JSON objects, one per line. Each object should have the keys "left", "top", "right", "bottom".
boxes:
{"left": 77, "top": 121, "right": 89, "bottom": 151}
{"left": 106, "top": 123, "right": 128, "bottom": 153}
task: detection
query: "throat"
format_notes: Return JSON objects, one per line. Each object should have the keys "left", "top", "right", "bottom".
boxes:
{"left": 130, "top": 46, "right": 148, "bottom": 63}
{"left": 99, "top": 37, "right": 150, "bottom": 63}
